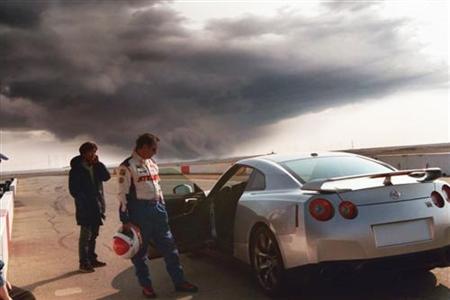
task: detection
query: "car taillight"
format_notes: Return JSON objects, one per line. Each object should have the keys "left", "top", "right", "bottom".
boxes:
{"left": 309, "top": 198, "right": 334, "bottom": 221}
{"left": 442, "top": 185, "right": 450, "bottom": 203}
{"left": 431, "top": 191, "right": 445, "bottom": 208}
{"left": 339, "top": 201, "right": 358, "bottom": 219}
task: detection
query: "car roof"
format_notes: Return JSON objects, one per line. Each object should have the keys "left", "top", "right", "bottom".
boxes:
{"left": 240, "top": 151, "right": 355, "bottom": 165}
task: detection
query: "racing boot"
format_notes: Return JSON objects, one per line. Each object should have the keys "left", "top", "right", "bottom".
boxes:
{"left": 142, "top": 286, "right": 157, "bottom": 298}
{"left": 175, "top": 281, "right": 199, "bottom": 293}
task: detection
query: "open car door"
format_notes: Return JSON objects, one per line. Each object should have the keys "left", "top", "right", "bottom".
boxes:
{"left": 148, "top": 181, "right": 212, "bottom": 259}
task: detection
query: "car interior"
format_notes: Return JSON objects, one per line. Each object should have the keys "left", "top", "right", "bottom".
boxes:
{"left": 163, "top": 167, "right": 253, "bottom": 253}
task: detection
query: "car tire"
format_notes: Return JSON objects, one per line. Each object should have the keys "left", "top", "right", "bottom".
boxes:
{"left": 250, "top": 225, "right": 286, "bottom": 296}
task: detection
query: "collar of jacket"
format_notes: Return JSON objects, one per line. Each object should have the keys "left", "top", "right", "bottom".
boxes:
{"left": 132, "top": 151, "right": 147, "bottom": 164}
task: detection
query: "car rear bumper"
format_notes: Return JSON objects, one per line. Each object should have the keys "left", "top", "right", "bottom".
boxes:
{"left": 290, "top": 245, "right": 450, "bottom": 277}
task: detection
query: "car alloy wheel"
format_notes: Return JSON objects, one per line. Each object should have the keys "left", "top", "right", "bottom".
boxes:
{"left": 250, "top": 226, "right": 285, "bottom": 295}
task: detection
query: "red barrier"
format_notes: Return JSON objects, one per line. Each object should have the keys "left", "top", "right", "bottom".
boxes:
{"left": 181, "top": 165, "right": 190, "bottom": 174}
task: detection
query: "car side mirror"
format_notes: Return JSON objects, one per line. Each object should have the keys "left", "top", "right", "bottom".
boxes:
{"left": 173, "top": 184, "right": 194, "bottom": 195}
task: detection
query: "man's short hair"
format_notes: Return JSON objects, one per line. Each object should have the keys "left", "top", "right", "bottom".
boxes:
{"left": 135, "top": 133, "right": 160, "bottom": 150}
{"left": 79, "top": 142, "right": 97, "bottom": 155}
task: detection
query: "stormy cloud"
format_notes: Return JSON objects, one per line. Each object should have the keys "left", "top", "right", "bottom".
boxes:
{"left": 0, "top": 1, "right": 447, "bottom": 159}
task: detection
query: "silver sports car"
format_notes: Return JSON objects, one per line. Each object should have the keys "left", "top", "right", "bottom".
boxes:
{"left": 154, "top": 152, "right": 450, "bottom": 295}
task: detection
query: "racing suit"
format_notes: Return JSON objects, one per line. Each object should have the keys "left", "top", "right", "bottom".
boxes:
{"left": 118, "top": 152, "right": 185, "bottom": 288}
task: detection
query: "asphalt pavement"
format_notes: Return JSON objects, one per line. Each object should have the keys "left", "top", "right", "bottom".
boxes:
{"left": 7, "top": 175, "right": 450, "bottom": 299}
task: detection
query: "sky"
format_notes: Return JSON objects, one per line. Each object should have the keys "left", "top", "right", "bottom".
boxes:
{"left": 0, "top": 0, "right": 448, "bottom": 171}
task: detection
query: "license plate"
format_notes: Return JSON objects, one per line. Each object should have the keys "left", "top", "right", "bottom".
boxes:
{"left": 372, "top": 218, "right": 432, "bottom": 247}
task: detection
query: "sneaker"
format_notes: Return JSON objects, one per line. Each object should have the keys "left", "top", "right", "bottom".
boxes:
{"left": 175, "top": 281, "right": 199, "bottom": 293}
{"left": 91, "top": 260, "right": 107, "bottom": 268}
{"left": 142, "top": 286, "right": 157, "bottom": 298}
{"left": 79, "top": 264, "right": 95, "bottom": 273}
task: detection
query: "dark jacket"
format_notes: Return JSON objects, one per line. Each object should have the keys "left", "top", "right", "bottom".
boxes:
{"left": 69, "top": 155, "right": 111, "bottom": 225}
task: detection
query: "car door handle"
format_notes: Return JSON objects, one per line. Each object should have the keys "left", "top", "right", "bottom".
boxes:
{"left": 184, "top": 198, "right": 198, "bottom": 215}
{"left": 185, "top": 197, "right": 197, "bottom": 203}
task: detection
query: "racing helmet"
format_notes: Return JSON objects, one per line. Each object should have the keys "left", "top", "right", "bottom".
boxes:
{"left": 113, "top": 225, "right": 142, "bottom": 259}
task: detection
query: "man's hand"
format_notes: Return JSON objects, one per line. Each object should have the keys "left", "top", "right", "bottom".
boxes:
{"left": 122, "top": 222, "right": 132, "bottom": 231}
{"left": 122, "top": 223, "right": 141, "bottom": 241}
{"left": 88, "top": 154, "right": 99, "bottom": 166}
{"left": 121, "top": 223, "right": 142, "bottom": 245}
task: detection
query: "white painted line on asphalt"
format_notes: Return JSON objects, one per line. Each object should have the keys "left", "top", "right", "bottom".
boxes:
{"left": 54, "top": 287, "right": 82, "bottom": 297}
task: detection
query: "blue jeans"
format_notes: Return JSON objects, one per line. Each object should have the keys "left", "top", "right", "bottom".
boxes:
{"left": 129, "top": 201, "right": 185, "bottom": 287}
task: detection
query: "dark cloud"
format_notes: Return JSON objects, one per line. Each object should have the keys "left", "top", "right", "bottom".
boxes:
{"left": 0, "top": 1, "right": 447, "bottom": 159}
{"left": 0, "top": 1, "right": 47, "bottom": 28}
{"left": 322, "top": 1, "right": 383, "bottom": 12}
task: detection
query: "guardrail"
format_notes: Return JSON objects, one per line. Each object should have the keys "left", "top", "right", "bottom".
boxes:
{"left": 112, "top": 164, "right": 232, "bottom": 176}
{"left": 0, "top": 178, "right": 16, "bottom": 280}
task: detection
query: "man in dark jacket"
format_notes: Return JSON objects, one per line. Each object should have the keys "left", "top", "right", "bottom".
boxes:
{"left": 69, "top": 142, "right": 111, "bottom": 273}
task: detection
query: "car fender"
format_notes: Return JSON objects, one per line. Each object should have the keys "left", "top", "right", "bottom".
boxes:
{"left": 233, "top": 192, "right": 310, "bottom": 268}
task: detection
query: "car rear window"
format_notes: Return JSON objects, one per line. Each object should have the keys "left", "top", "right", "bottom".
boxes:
{"left": 280, "top": 156, "right": 394, "bottom": 183}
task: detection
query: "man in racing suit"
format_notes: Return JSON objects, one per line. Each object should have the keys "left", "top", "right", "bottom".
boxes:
{"left": 118, "top": 133, "right": 198, "bottom": 298}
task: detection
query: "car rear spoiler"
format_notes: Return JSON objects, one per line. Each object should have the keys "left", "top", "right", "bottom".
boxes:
{"left": 301, "top": 168, "right": 442, "bottom": 193}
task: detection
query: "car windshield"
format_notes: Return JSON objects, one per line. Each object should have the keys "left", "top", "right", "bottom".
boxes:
{"left": 280, "top": 156, "right": 394, "bottom": 183}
